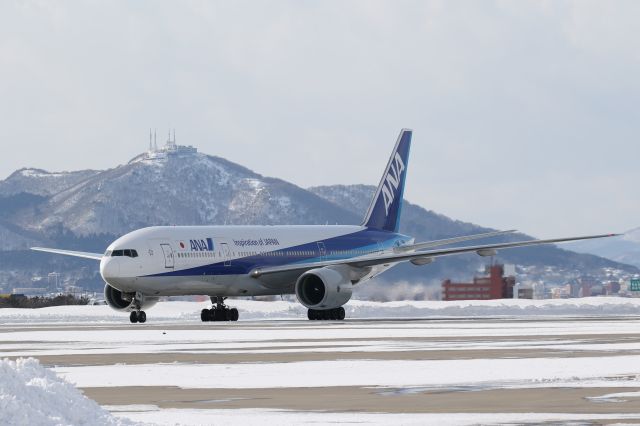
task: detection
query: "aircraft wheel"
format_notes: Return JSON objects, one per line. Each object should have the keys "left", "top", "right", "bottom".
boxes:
{"left": 129, "top": 311, "right": 138, "bottom": 323}
{"left": 229, "top": 308, "right": 239, "bottom": 321}
{"left": 201, "top": 309, "right": 210, "bottom": 322}
{"left": 137, "top": 311, "right": 147, "bottom": 323}
{"left": 213, "top": 308, "right": 225, "bottom": 321}
{"left": 307, "top": 308, "right": 345, "bottom": 321}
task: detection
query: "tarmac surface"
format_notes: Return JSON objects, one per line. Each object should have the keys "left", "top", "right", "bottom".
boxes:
{"left": 3, "top": 316, "right": 640, "bottom": 424}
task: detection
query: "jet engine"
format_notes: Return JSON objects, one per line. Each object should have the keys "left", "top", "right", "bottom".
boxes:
{"left": 104, "top": 284, "right": 158, "bottom": 312}
{"left": 295, "top": 267, "right": 353, "bottom": 310}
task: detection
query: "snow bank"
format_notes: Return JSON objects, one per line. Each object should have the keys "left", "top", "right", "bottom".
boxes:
{"left": 0, "top": 358, "right": 134, "bottom": 426}
{"left": 0, "top": 297, "right": 639, "bottom": 324}
{"left": 348, "top": 297, "right": 640, "bottom": 318}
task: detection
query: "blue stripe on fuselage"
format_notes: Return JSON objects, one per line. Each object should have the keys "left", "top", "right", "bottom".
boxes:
{"left": 143, "top": 228, "right": 411, "bottom": 278}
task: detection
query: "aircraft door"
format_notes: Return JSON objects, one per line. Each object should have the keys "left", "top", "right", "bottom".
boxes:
{"left": 317, "top": 242, "right": 326, "bottom": 261}
{"left": 160, "top": 243, "right": 175, "bottom": 268}
{"left": 220, "top": 242, "right": 232, "bottom": 266}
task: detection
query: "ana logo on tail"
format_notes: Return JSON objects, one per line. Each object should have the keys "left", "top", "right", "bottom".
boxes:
{"left": 362, "top": 128, "right": 411, "bottom": 233}
{"left": 381, "top": 152, "right": 406, "bottom": 216}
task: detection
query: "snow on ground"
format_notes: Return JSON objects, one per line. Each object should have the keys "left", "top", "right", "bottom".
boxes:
{"left": 1, "top": 297, "right": 640, "bottom": 324}
{"left": 53, "top": 356, "right": 640, "bottom": 390}
{"left": 6, "top": 319, "right": 640, "bottom": 360}
{"left": 8, "top": 337, "right": 638, "bottom": 359}
{"left": 2, "top": 318, "right": 640, "bottom": 346}
{"left": 3, "top": 298, "right": 640, "bottom": 425}
{"left": 0, "top": 358, "right": 135, "bottom": 426}
{"left": 110, "top": 408, "right": 640, "bottom": 426}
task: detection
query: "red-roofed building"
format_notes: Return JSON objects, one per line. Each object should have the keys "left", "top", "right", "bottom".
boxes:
{"left": 442, "top": 264, "right": 516, "bottom": 301}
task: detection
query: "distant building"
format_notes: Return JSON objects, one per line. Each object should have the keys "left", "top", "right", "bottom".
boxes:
{"left": 513, "top": 282, "right": 534, "bottom": 299}
{"left": 532, "top": 282, "right": 545, "bottom": 299}
{"left": 517, "top": 287, "right": 534, "bottom": 299}
{"left": 604, "top": 281, "right": 621, "bottom": 295}
{"left": 48, "top": 272, "right": 60, "bottom": 291}
{"left": 442, "top": 264, "right": 516, "bottom": 301}
{"left": 12, "top": 288, "right": 48, "bottom": 297}
{"left": 569, "top": 280, "right": 582, "bottom": 298}
{"left": 579, "top": 276, "right": 598, "bottom": 297}
{"left": 550, "top": 286, "right": 571, "bottom": 299}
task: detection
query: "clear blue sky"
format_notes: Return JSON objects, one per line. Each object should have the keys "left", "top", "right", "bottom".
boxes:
{"left": 1, "top": 1, "right": 638, "bottom": 238}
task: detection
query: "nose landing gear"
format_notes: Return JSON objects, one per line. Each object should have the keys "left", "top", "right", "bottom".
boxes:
{"left": 201, "top": 296, "right": 239, "bottom": 322}
{"left": 129, "top": 292, "right": 147, "bottom": 323}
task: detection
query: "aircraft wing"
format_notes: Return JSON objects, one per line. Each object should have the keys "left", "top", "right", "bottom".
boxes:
{"left": 250, "top": 233, "right": 619, "bottom": 278}
{"left": 394, "top": 229, "right": 517, "bottom": 252}
{"left": 31, "top": 247, "right": 103, "bottom": 261}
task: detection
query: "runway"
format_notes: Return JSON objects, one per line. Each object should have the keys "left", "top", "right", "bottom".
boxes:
{"left": 2, "top": 312, "right": 640, "bottom": 424}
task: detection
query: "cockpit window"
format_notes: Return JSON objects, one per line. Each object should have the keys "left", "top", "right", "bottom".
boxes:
{"left": 105, "top": 250, "right": 112, "bottom": 256}
{"left": 110, "top": 249, "right": 138, "bottom": 258}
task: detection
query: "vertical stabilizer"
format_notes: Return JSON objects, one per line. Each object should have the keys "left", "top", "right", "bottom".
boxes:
{"left": 362, "top": 129, "right": 412, "bottom": 232}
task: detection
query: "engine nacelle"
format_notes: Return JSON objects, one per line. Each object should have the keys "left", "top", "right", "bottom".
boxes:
{"left": 295, "top": 267, "right": 353, "bottom": 310}
{"left": 104, "top": 284, "right": 158, "bottom": 312}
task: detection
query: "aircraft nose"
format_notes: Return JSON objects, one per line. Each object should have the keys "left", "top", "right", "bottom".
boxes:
{"left": 100, "top": 257, "right": 120, "bottom": 280}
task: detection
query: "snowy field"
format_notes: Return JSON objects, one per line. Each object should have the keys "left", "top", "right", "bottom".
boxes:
{"left": 2, "top": 298, "right": 640, "bottom": 425}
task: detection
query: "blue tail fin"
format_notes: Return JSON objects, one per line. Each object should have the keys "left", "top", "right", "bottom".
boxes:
{"left": 362, "top": 129, "right": 412, "bottom": 232}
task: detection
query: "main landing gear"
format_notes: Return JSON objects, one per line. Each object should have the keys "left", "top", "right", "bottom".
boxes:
{"left": 201, "top": 296, "right": 239, "bottom": 322}
{"left": 129, "top": 310, "right": 146, "bottom": 323}
{"left": 308, "top": 307, "right": 345, "bottom": 321}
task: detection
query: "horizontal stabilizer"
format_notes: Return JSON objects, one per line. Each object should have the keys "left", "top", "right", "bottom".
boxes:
{"left": 31, "top": 247, "right": 103, "bottom": 261}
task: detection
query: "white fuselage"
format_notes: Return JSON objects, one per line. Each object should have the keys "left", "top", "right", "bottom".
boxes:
{"left": 99, "top": 225, "right": 410, "bottom": 297}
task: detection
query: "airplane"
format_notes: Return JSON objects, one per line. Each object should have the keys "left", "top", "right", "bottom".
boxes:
{"left": 32, "top": 129, "right": 618, "bottom": 323}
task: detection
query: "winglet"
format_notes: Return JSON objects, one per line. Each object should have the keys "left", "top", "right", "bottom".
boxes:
{"left": 362, "top": 129, "right": 412, "bottom": 233}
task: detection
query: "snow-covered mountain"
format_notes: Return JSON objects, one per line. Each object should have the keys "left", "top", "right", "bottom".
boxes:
{"left": 0, "top": 168, "right": 100, "bottom": 196}
{"left": 7, "top": 151, "right": 358, "bottom": 237}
